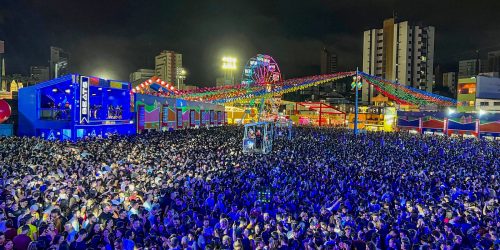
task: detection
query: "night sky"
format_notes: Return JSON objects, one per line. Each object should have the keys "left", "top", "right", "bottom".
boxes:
{"left": 1, "top": 0, "right": 500, "bottom": 85}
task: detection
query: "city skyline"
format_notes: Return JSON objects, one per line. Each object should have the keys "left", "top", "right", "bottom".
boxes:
{"left": 1, "top": 0, "right": 500, "bottom": 85}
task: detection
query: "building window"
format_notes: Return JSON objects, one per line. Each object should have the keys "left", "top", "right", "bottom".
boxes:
{"left": 494, "top": 102, "right": 500, "bottom": 106}
{"left": 480, "top": 102, "right": 489, "bottom": 106}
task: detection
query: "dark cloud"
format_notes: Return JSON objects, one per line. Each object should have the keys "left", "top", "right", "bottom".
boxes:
{"left": 1, "top": 0, "right": 499, "bottom": 85}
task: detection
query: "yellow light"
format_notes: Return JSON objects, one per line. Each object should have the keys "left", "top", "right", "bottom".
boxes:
{"left": 222, "top": 56, "right": 237, "bottom": 70}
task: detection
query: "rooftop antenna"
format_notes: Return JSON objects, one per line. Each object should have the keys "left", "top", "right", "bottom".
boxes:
{"left": 393, "top": 10, "right": 398, "bottom": 22}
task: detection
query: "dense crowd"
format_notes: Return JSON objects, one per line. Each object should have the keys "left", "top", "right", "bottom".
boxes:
{"left": 0, "top": 127, "right": 499, "bottom": 250}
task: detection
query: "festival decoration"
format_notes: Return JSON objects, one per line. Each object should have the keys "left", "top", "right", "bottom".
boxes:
{"left": 359, "top": 72, "right": 456, "bottom": 106}
{"left": 131, "top": 76, "right": 179, "bottom": 96}
{"left": 167, "top": 70, "right": 455, "bottom": 108}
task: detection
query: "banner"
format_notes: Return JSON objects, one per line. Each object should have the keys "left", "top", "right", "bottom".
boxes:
{"left": 137, "top": 105, "right": 145, "bottom": 131}
{"left": 80, "top": 76, "right": 90, "bottom": 124}
{"left": 190, "top": 110, "right": 195, "bottom": 127}
{"left": 200, "top": 110, "right": 206, "bottom": 126}
{"left": 177, "top": 109, "right": 183, "bottom": 128}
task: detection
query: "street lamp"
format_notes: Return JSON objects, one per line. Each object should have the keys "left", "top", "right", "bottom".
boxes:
{"left": 222, "top": 57, "right": 237, "bottom": 85}
{"left": 447, "top": 108, "right": 456, "bottom": 116}
{"left": 176, "top": 68, "right": 186, "bottom": 90}
{"left": 351, "top": 68, "right": 363, "bottom": 135}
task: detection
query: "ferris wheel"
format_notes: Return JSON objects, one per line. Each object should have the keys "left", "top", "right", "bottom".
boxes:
{"left": 241, "top": 54, "right": 282, "bottom": 86}
{"left": 239, "top": 54, "right": 284, "bottom": 123}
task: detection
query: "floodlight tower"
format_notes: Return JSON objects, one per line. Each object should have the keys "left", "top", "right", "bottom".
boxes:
{"left": 222, "top": 57, "right": 237, "bottom": 86}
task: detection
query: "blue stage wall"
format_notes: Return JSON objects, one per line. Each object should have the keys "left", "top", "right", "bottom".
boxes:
{"left": 18, "top": 74, "right": 135, "bottom": 140}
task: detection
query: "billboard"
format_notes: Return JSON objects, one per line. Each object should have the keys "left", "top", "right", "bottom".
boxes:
{"left": 477, "top": 76, "right": 500, "bottom": 99}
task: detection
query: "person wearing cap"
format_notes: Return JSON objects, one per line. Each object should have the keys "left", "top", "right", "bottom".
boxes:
{"left": 253, "top": 237, "right": 265, "bottom": 250}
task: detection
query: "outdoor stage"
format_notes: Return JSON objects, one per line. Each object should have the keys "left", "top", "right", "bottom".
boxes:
{"left": 18, "top": 74, "right": 227, "bottom": 140}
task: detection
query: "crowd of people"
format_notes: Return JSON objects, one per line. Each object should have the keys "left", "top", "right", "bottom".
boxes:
{"left": 0, "top": 126, "right": 499, "bottom": 250}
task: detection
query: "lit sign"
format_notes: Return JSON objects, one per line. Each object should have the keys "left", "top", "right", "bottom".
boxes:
{"left": 80, "top": 76, "right": 90, "bottom": 124}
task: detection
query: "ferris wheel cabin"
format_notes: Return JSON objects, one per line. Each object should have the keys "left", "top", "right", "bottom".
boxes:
{"left": 243, "top": 122, "right": 274, "bottom": 154}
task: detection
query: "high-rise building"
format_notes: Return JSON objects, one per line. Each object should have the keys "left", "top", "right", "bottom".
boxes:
{"left": 458, "top": 59, "right": 482, "bottom": 78}
{"left": 30, "top": 66, "right": 50, "bottom": 83}
{"left": 129, "top": 69, "right": 155, "bottom": 87}
{"left": 301, "top": 48, "right": 340, "bottom": 100}
{"left": 0, "top": 40, "right": 5, "bottom": 91}
{"left": 155, "top": 50, "right": 182, "bottom": 87}
{"left": 442, "top": 72, "right": 457, "bottom": 96}
{"left": 49, "top": 46, "right": 70, "bottom": 79}
{"left": 434, "top": 64, "right": 442, "bottom": 87}
{"left": 458, "top": 75, "right": 500, "bottom": 113}
{"left": 487, "top": 50, "right": 500, "bottom": 74}
{"left": 321, "top": 48, "right": 338, "bottom": 74}
{"left": 362, "top": 18, "right": 435, "bottom": 103}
